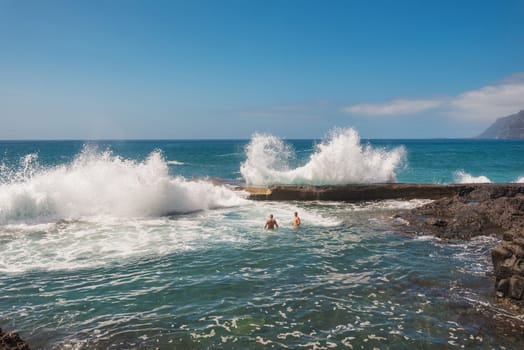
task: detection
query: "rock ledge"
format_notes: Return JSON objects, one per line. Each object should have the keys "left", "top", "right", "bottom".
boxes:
{"left": 396, "top": 184, "right": 524, "bottom": 306}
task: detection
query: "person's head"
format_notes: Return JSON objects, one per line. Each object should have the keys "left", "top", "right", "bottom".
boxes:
{"left": 269, "top": 214, "right": 273, "bottom": 218}
{"left": 294, "top": 212, "right": 298, "bottom": 216}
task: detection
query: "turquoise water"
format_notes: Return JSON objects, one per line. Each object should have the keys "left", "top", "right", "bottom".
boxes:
{"left": 2, "top": 137, "right": 523, "bottom": 183}
{"left": 1, "top": 133, "right": 524, "bottom": 348}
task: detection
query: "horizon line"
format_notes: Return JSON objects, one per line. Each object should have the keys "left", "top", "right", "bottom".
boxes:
{"left": 0, "top": 137, "right": 515, "bottom": 142}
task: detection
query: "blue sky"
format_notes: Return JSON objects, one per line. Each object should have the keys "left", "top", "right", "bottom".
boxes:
{"left": 1, "top": 0, "right": 523, "bottom": 139}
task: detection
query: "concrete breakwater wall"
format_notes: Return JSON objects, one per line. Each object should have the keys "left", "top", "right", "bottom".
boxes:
{"left": 243, "top": 183, "right": 474, "bottom": 201}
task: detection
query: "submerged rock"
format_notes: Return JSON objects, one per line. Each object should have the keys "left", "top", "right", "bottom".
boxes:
{"left": 0, "top": 329, "right": 30, "bottom": 350}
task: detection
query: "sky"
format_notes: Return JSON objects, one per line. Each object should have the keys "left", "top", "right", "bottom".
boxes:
{"left": 1, "top": 0, "right": 523, "bottom": 139}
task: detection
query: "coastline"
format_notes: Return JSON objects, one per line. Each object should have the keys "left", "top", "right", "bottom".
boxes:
{"left": 241, "top": 183, "right": 524, "bottom": 309}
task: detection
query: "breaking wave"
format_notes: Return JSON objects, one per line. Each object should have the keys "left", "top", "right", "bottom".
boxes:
{"left": 453, "top": 171, "right": 492, "bottom": 184}
{"left": 240, "top": 128, "right": 406, "bottom": 186}
{"left": 0, "top": 147, "right": 245, "bottom": 224}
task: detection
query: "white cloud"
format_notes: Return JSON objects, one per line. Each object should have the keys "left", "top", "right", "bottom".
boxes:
{"left": 450, "top": 82, "right": 524, "bottom": 121}
{"left": 344, "top": 98, "right": 444, "bottom": 115}
{"left": 345, "top": 74, "right": 524, "bottom": 121}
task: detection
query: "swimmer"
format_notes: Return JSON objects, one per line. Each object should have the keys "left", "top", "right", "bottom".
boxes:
{"left": 292, "top": 212, "right": 301, "bottom": 227}
{"left": 264, "top": 214, "right": 279, "bottom": 230}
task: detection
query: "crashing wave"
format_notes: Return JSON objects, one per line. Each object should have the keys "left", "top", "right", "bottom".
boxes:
{"left": 453, "top": 170, "right": 492, "bottom": 184}
{"left": 240, "top": 128, "right": 406, "bottom": 186}
{"left": 0, "top": 147, "right": 245, "bottom": 224}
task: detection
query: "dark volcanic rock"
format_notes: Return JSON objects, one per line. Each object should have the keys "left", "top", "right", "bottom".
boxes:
{"left": 0, "top": 329, "right": 30, "bottom": 350}
{"left": 397, "top": 184, "right": 524, "bottom": 306}
{"left": 493, "top": 236, "right": 524, "bottom": 306}
{"left": 398, "top": 186, "right": 524, "bottom": 238}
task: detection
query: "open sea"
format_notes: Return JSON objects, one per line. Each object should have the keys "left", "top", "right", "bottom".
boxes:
{"left": 1, "top": 129, "right": 524, "bottom": 349}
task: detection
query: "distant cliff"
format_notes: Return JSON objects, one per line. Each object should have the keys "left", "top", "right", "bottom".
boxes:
{"left": 477, "top": 110, "right": 524, "bottom": 139}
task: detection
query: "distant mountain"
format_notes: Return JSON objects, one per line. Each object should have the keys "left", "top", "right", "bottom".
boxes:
{"left": 477, "top": 110, "right": 524, "bottom": 139}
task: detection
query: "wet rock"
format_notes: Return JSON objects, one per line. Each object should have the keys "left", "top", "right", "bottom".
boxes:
{"left": 492, "top": 246, "right": 513, "bottom": 274}
{"left": 0, "top": 329, "right": 30, "bottom": 350}
{"left": 245, "top": 183, "right": 465, "bottom": 201}
{"left": 396, "top": 184, "right": 524, "bottom": 306}
{"left": 426, "top": 218, "right": 447, "bottom": 227}
{"left": 509, "top": 276, "right": 524, "bottom": 300}
{"left": 496, "top": 278, "right": 510, "bottom": 296}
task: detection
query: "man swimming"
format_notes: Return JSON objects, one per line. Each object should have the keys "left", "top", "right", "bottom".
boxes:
{"left": 265, "top": 214, "right": 279, "bottom": 230}
{"left": 293, "top": 212, "right": 301, "bottom": 227}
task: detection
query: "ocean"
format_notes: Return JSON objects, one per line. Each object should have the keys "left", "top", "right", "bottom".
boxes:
{"left": 1, "top": 128, "right": 523, "bottom": 349}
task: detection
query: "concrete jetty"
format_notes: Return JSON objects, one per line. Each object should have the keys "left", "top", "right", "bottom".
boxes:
{"left": 242, "top": 183, "right": 478, "bottom": 201}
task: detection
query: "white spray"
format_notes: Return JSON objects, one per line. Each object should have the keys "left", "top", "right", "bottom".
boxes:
{"left": 240, "top": 128, "right": 406, "bottom": 186}
{"left": 453, "top": 170, "right": 492, "bottom": 184}
{"left": 0, "top": 147, "right": 245, "bottom": 224}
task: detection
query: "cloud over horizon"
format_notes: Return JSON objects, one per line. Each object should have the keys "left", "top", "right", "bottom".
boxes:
{"left": 345, "top": 74, "right": 524, "bottom": 122}
{"left": 344, "top": 99, "right": 444, "bottom": 116}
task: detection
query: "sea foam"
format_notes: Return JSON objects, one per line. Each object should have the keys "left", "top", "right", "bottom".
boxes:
{"left": 240, "top": 128, "right": 406, "bottom": 186}
{"left": 0, "top": 147, "right": 245, "bottom": 224}
{"left": 453, "top": 170, "right": 492, "bottom": 184}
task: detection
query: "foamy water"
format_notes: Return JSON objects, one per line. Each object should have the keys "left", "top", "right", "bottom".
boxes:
{"left": 452, "top": 171, "right": 524, "bottom": 184}
{"left": 240, "top": 128, "right": 406, "bottom": 185}
{"left": 0, "top": 147, "right": 245, "bottom": 224}
{"left": 3, "top": 198, "right": 518, "bottom": 349}
{"left": 1, "top": 138, "right": 524, "bottom": 349}
{"left": 0, "top": 190, "right": 342, "bottom": 274}
{"left": 453, "top": 170, "right": 492, "bottom": 184}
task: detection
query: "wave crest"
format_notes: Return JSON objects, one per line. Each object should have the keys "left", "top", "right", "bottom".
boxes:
{"left": 453, "top": 170, "right": 492, "bottom": 184}
{"left": 240, "top": 128, "right": 406, "bottom": 186}
{"left": 0, "top": 147, "right": 245, "bottom": 224}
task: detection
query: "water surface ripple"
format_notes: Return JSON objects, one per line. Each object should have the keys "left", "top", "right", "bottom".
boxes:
{"left": 2, "top": 201, "right": 523, "bottom": 349}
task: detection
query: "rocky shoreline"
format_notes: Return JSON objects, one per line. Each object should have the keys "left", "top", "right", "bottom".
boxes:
{"left": 244, "top": 183, "right": 524, "bottom": 307}
{"left": 396, "top": 184, "right": 524, "bottom": 308}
